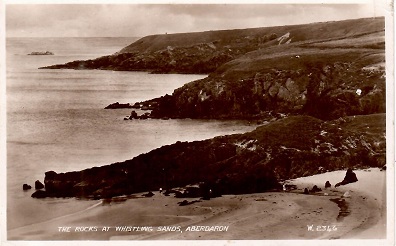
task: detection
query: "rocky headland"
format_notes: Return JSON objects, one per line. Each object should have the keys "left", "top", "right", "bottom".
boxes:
{"left": 33, "top": 17, "right": 386, "bottom": 199}
{"left": 43, "top": 17, "right": 386, "bottom": 121}
{"left": 32, "top": 114, "right": 385, "bottom": 199}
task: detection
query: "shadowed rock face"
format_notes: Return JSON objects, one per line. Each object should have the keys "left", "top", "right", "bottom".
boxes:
{"left": 335, "top": 168, "right": 359, "bottom": 187}
{"left": 32, "top": 114, "right": 385, "bottom": 199}
{"left": 148, "top": 58, "right": 385, "bottom": 120}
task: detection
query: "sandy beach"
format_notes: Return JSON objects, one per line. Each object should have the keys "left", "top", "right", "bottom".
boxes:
{"left": 7, "top": 168, "right": 387, "bottom": 241}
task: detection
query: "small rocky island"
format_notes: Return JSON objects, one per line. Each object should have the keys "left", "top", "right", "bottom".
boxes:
{"left": 104, "top": 102, "right": 133, "bottom": 109}
{"left": 28, "top": 51, "right": 54, "bottom": 55}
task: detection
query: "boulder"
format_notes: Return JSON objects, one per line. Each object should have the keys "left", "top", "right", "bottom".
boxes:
{"left": 130, "top": 110, "right": 138, "bottom": 119}
{"left": 303, "top": 188, "right": 309, "bottom": 194}
{"left": 310, "top": 185, "right": 322, "bottom": 193}
{"left": 335, "top": 168, "right": 358, "bottom": 187}
{"left": 23, "top": 184, "right": 32, "bottom": 190}
{"left": 31, "top": 190, "right": 48, "bottom": 198}
{"left": 35, "top": 180, "right": 45, "bottom": 190}
{"left": 325, "top": 181, "right": 331, "bottom": 188}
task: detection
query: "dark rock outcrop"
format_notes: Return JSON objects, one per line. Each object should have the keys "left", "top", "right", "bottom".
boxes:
{"left": 310, "top": 185, "right": 322, "bottom": 193}
{"left": 35, "top": 180, "right": 44, "bottom": 190}
{"left": 335, "top": 168, "right": 359, "bottom": 187}
{"left": 129, "top": 110, "right": 138, "bottom": 119}
{"left": 147, "top": 55, "right": 385, "bottom": 121}
{"left": 31, "top": 190, "right": 48, "bottom": 198}
{"left": 325, "top": 181, "right": 331, "bottom": 188}
{"left": 33, "top": 114, "right": 385, "bottom": 199}
{"left": 23, "top": 184, "right": 32, "bottom": 190}
{"left": 105, "top": 102, "right": 133, "bottom": 109}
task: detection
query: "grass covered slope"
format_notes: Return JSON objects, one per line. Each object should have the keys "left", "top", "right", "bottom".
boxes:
{"left": 34, "top": 114, "right": 385, "bottom": 199}
{"left": 41, "top": 17, "right": 384, "bottom": 75}
{"left": 132, "top": 18, "right": 384, "bottom": 120}
{"left": 149, "top": 45, "right": 385, "bottom": 120}
{"left": 118, "top": 17, "right": 384, "bottom": 54}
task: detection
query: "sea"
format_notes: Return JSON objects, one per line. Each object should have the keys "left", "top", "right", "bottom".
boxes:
{"left": 5, "top": 37, "right": 258, "bottom": 234}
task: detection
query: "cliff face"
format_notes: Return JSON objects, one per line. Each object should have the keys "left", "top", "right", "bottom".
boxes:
{"left": 33, "top": 114, "right": 385, "bottom": 199}
{"left": 149, "top": 48, "right": 385, "bottom": 120}
{"left": 41, "top": 18, "right": 385, "bottom": 121}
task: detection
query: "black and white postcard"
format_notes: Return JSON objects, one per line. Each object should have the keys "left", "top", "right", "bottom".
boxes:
{"left": 1, "top": 1, "right": 394, "bottom": 245}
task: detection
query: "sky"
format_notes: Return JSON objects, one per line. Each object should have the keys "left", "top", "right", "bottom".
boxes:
{"left": 5, "top": 1, "right": 390, "bottom": 37}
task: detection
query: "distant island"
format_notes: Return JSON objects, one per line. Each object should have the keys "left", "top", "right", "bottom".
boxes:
{"left": 28, "top": 51, "right": 54, "bottom": 55}
{"left": 104, "top": 102, "right": 133, "bottom": 109}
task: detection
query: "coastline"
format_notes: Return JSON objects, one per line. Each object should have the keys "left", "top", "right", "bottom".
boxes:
{"left": 7, "top": 168, "right": 386, "bottom": 240}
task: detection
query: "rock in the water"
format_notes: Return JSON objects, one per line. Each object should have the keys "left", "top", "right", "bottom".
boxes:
{"left": 335, "top": 168, "right": 358, "bottom": 187}
{"left": 31, "top": 190, "right": 48, "bottom": 198}
{"left": 325, "top": 181, "right": 331, "bottom": 188}
{"left": 105, "top": 102, "right": 133, "bottom": 109}
{"left": 130, "top": 110, "right": 138, "bottom": 119}
{"left": 35, "top": 180, "right": 44, "bottom": 190}
{"left": 23, "top": 184, "right": 32, "bottom": 190}
{"left": 303, "top": 188, "right": 309, "bottom": 194}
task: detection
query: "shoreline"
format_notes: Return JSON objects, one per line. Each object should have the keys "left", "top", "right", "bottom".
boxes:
{"left": 7, "top": 168, "right": 386, "bottom": 240}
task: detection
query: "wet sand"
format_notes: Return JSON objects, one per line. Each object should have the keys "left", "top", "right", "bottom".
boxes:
{"left": 7, "top": 168, "right": 387, "bottom": 241}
